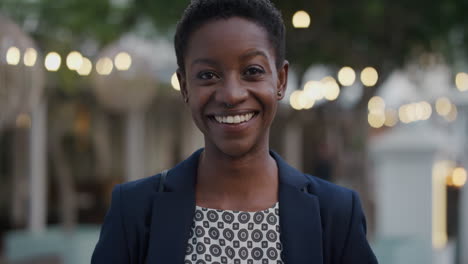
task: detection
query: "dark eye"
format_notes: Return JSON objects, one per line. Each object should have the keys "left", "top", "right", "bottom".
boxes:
{"left": 197, "top": 71, "right": 219, "bottom": 80}
{"left": 244, "top": 66, "right": 265, "bottom": 76}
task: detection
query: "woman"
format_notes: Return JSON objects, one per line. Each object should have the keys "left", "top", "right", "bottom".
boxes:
{"left": 92, "top": 0, "right": 378, "bottom": 263}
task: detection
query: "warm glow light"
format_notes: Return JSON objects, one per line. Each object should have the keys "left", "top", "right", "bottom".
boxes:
{"left": 6, "top": 46, "right": 20, "bottom": 65}
{"left": 15, "top": 113, "right": 31, "bottom": 128}
{"left": 114, "top": 52, "right": 132, "bottom": 71}
{"left": 44, "top": 52, "right": 61, "bottom": 71}
{"left": 446, "top": 174, "right": 454, "bottom": 187}
{"left": 299, "top": 91, "right": 314, "bottom": 109}
{"left": 452, "top": 167, "right": 467, "bottom": 187}
{"left": 338, "top": 66, "right": 356, "bottom": 86}
{"left": 445, "top": 104, "right": 457, "bottom": 122}
{"left": 96, "top": 57, "right": 113, "bottom": 75}
{"left": 66, "top": 51, "right": 83, "bottom": 70}
{"left": 398, "top": 105, "right": 411, "bottom": 124}
{"left": 407, "top": 103, "right": 418, "bottom": 122}
{"left": 368, "top": 112, "right": 385, "bottom": 128}
{"left": 304, "top": 81, "right": 324, "bottom": 100}
{"left": 360, "top": 67, "right": 379, "bottom": 87}
{"left": 384, "top": 109, "right": 398, "bottom": 127}
{"left": 420, "top": 101, "right": 432, "bottom": 120}
{"left": 292, "top": 10, "right": 311, "bottom": 28}
{"left": 302, "top": 96, "right": 315, "bottom": 109}
{"left": 368, "top": 96, "right": 385, "bottom": 114}
{"left": 23, "top": 48, "right": 37, "bottom": 67}
{"left": 398, "top": 102, "right": 432, "bottom": 123}
{"left": 455, "top": 72, "right": 468, "bottom": 92}
{"left": 290, "top": 90, "right": 303, "bottom": 110}
{"left": 433, "top": 161, "right": 452, "bottom": 249}
{"left": 435, "top": 97, "right": 452, "bottom": 116}
{"left": 171, "top": 72, "right": 180, "bottom": 91}
{"left": 77, "top": 57, "right": 92, "bottom": 76}
{"left": 321, "top": 77, "right": 340, "bottom": 101}
{"left": 413, "top": 103, "right": 425, "bottom": 121}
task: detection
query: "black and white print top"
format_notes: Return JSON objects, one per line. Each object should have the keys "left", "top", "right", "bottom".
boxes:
{"left": 184, "top": 203, "right": 284, "bottom": 264}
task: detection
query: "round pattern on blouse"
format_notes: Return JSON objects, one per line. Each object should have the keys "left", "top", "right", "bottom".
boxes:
{"left": 184, "top": 203, "right": 283, "bottom": 264}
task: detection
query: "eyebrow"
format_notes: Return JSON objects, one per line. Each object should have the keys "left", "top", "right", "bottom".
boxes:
{"left": 190, "top": 50, "right": 270, "bottom": 68}
{"left": 191, "top": 58, "right": 219, "bottom": 68}
{"left": 239, "top": 50, "right": 269, "bottom": 61}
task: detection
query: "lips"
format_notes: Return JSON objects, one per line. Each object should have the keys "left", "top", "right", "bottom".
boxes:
{"left": 207, "top": 111, "right": 259, "bottom": 133}
{"left": 213, "top": 112, "right": 255, "bottom": 124}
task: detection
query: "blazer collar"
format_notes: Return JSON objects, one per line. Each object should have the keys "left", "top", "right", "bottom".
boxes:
{"left": 271, "top": 150, "right": 324, "bottom": 263}
{"left": 146, "top": 149, "right": 323, "bottom": 264}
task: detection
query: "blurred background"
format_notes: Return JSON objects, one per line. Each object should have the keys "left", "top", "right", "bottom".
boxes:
{"left": 0, "top": 0, "right": 467, "bottom": 263}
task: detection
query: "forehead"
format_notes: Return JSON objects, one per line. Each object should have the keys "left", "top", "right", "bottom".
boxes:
{"left": 185, "top": 17, "right": 275, "bottom": 64}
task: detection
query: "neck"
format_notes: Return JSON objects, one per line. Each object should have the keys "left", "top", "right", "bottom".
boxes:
{"left": 196, "top": 144, "right": 279, "bottom": 210}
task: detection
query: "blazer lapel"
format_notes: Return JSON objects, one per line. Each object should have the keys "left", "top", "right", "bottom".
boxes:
{"left": 145, "top": 149, "right": 201, "bottom": 264}
{"left": 146, "top": 149, "right": 323, "bottom": 264}
{"left": 272, "top": 151, "right": 324, "bottom": 264}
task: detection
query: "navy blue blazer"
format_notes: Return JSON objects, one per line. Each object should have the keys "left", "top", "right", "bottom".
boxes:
{"left": 92, "top": 149, "right": 378, "bottom": 263}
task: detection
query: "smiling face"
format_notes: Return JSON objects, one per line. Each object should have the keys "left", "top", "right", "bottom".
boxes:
{"left": 178, "top": 17, "right": 288, "bottom": 158}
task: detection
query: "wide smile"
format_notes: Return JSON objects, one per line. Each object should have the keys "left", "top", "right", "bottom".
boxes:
{"left": 213, "top": 112, "right": 255, "bottom": 124}
{"left": 207, "top": 111, "right": 259, "bottom": 130}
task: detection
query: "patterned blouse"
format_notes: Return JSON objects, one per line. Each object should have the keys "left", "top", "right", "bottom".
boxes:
{"left": 184, "top": 203, "right": 284, "bottom": 264}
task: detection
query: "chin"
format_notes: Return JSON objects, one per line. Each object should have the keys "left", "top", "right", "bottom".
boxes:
{"left": 210, "top": 139, "right": 264, "bottom": 160}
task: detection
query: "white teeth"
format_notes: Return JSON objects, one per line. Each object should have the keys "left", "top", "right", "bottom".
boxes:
{"left": 214, "top": 113, "right": 255, "bottom": 124}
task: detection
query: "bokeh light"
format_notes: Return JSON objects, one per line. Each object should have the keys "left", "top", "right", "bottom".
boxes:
{"left": 77, "top": 57, "right": 93, "bottom": 76}
{"left": 299, "top": 92, "right": 314, "bottom": 109}
{"left": 321, "top": 77, "right": 340, "bottom": 101}
{"left": 368, "top": 112, "right": 385, "bottom": 128}
{"left": 96, "top": 57, "right": 113, "bottom": 75}
{"left": 23, "top": 48, "right": 37, "bottom": 67}
{"left": 384, "top": 109, "right": 398, "bottom": 127}
{"left": 452, "top": 167, "right": 467, "bottom": 187}
{"left": 445, "top": 104, "right": 457, "bottom": 122}
{"left": 171, "top": 72, "right": 180, "bottom": 91}
{"left": 368, "top": 96, "right": 385, "bottom": 114}
{"left": 114, "top": 52, "right": 132, "bottom": 71}
{"left": 66, "top": 51, "right": 83, "bottom": 70}
{"left": 44, "top": 52, "right": 61, "bottom": 71}
{"left": 338, "top": 66, "right": 356, "bottom": 86}
{"left": 360, "top": 67, "right": 379, "bottom": 87}
{"left": 455, "top": 72, "right": 468, "bottom": 92}
{"left": 292, "top": 11, "right": 311, "bottom": 28}
{"left": 398, "top": 105, "right": 411, "bottom": 124}
{"left": 435, "top": 97, "right": 452, "bottom": 116}
{"left": 290, "top": 90, "right": 314, "bottom": 110}
{"left": 6, "top": 46, "right": 20, "bottom": 65}
{"left": 304, "top": 81, "right": 324, "bottom": 100}
{"left": 419, "top": 101, "right": 432, "bottom": 120}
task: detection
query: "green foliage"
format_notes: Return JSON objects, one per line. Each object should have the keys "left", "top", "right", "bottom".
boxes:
{"left": 1, "top": 0, "right": 467, "bottom": 93}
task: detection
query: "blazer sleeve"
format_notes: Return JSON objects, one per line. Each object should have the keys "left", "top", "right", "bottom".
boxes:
{"left": 340, "top": 191, "right": 378, "bottom": 263}
{"left": 91, "top": 184, "right": 130, "bottom": 264}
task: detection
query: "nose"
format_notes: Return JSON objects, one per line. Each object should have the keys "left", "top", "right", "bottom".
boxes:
{"left": 215, "top": 74, "right": 248, "bottom": 107}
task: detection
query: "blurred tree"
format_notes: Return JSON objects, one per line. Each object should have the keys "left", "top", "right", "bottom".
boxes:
{"left": 2, "top": 0, "right": 467, "bottom": 81}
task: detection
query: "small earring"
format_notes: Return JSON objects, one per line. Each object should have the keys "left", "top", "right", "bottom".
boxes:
{"left": 277, "top": 91, "right": 282, "bottom": 97}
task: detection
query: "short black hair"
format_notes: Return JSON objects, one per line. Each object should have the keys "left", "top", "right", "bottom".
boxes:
{"left": 174, "top": 0, "right": 285, "bottom": 73}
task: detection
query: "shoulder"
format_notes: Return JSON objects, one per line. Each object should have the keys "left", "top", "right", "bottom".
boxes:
{"left": 305, "top": 174, "right": 357, "bottom": 208}
{"left": 118, "top": 174, "right": 161, "bottom": 200}
{"left": 113, "top": 173, "right": 163, "bottom": 221}
{"left": 303, "top": 174, "right": 362, "bottom": 229}
{"left": 303, "top": 174, "right": 375, "bottom": 261}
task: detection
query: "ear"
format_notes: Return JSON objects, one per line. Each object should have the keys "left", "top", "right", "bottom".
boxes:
{"left": 177, "top": 69, "right": 188, "bottom": 103}
{"left": 277, "top": 60, "right": 289, "bottom": 100}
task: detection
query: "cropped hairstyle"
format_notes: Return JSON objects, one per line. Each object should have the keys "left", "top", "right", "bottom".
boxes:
{"left": 174, "top": 0, "right": 286, "bottom": 73}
